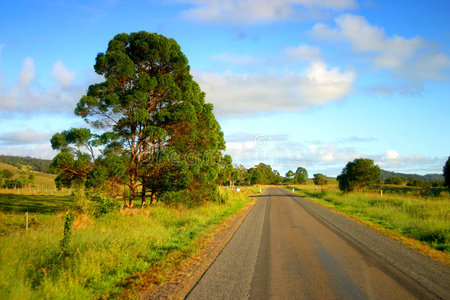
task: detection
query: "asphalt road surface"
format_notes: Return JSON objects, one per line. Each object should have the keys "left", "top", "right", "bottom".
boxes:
{"left": 186, "top": 187, "right": 449, "bottom": 300}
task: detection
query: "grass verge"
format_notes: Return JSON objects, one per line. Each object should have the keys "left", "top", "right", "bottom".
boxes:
{"left": 287, "top": 184, "right": 450, "bottom": 265}
{"left": 0, "top": 187, "right": 255, "bottom": 299}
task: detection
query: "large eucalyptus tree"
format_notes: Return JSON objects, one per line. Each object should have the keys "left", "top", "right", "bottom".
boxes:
{"left": 51, "top": 31, "right": 225, "bottom": 207}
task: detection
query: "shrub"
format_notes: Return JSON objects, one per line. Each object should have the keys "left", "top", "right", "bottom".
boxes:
{"left": 88, "top": 194, "right": 122, "bottom": 217}
{"left": 384, "top": 176, "right": 404, "bottom": 185}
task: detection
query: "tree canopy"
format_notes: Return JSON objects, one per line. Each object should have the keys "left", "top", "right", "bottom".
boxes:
{"left": 294, "top": 167, "right": 308, "bottom": 184}
{"left": 337, "top": 158, "right": 380, "bottom": 192}
{"left": 443, "top": 156, "right": 450, "bottom": 188}
{"left": 51, "top": 31, "right": 225, "bottom": 207}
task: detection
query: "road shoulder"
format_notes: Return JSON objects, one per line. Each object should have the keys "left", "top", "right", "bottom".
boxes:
{"left": 138, "top": 195, "right": 259, "bottom": 299}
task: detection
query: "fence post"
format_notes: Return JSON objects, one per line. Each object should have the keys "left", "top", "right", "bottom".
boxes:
{"left": 25, "top": 212, "right": 28, "bottom": 232}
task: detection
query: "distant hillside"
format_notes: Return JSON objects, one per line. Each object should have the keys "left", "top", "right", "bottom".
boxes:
{"left": 0, "top": 155, "right": 53, "bottom": 174}
{"left": 0, "top": 162, "right": 56, "bottom": 187}
{"left": 380, "top": 169, "right": 444, "bottom": 183}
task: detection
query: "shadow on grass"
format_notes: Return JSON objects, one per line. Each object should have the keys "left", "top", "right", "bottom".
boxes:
{"left": 0, "top": 194, "right": 75, "bottom": 214}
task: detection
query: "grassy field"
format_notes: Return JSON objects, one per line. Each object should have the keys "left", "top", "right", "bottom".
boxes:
{"left": 288, "top": 183, "right": 450, "bottom": 261}
{"left": 0, "top": 162, "right": 56, "bottom": 188}
{"left": 0, "top": 186, "right": 259, "bottom": 299}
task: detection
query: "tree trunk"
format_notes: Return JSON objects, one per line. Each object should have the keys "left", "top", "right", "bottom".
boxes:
{"left": 150, "top": 191, "right": 156, "bottom": 205}
{"left": 124, "top": 197, "right": 130, "bottom": 208}
{"left": 141, "top": 184, "right": 147, "bottom": 207}
{"left": 129, "top": 169, "right": 137, "bottom": 208}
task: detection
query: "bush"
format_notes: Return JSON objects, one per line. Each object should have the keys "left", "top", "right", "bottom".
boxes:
{"left": 384, "top": 176, "right": 404, "bottom": 185}
{"left": 159, "top": 186, "right": 229, "bottom": 207}
{"left": 406, "top": 178, "right": 423, "bottom": 187}
{"left": 1, "top": 169, "right": 14, "bottom": 179}
{"left": 88, "top": 194, "right": 122, "bottom": 217}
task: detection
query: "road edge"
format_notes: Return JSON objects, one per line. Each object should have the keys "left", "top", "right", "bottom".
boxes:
{"left": 284, "top": 186, "right": 449, "bottom": 266}
{"left": 282, "top": 187, "right": 450, "bottom": 300}
{"left": 138, "top": 195, "right": 259, "bottom": 299}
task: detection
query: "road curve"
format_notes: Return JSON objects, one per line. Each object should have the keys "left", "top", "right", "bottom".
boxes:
{"left": 186, "top": 187, "right": 449, "bottom": 299}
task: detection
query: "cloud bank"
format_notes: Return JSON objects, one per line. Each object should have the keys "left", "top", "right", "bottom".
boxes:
{"left": 195, "top": 46, "right": 355, "bottom": 117}
{"left": 0, "top": 57, "right": 90, "bottom": 118}
{"left": 224, "top": 133, "right": 446, "bottom": 176}
{"left": 310, "top": 14, "right": 450, "bottom": 87}
{"left": 180, "top": 0, "right": 358, "bottom": 24}
{"left": 0, "top": 129, "right": 50, "bottom": 146}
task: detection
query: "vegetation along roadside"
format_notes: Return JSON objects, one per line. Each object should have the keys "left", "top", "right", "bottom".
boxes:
{"left": 0, "top": 186, "right": 260, "bottom": 299}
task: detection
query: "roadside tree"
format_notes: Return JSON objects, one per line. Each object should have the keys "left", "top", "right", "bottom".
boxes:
{"left": 294, "top": 167, "right": 308, "bottom": 184}
{"left": 337, "top": 158, "right": 381, "bottom": 192}
{"left": 51, "top": 31, "right": 225, "bottom": 207}
{"left": 313, "top": 173, "right": 327, "bottom": 185}
{"left": 284, "top": 170, "right": 294, "bottom": 184}
{"left": 444, "top": 156, "right": 450, "bottom": 188}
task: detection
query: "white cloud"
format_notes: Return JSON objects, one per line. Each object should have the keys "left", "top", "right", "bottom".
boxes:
{"left": 0, "top": 57, "right": 86, "bottom": 117}
{"left": 222, "top": 132, "right": 445, "bottom": 175}
{"left": 0, "top": 130, "right": 50, "bottom": 145}
{"left": 383, "top": 149, "right": 400, "bottom": 160}
{"left": 19, "top": 57, "right": 36, "bottom": 86}
{"left": 307, "top": 142, "right": 360, "bottom": 163}
{"left": 310, "top": 14, "right": 450, "bottom": 84}
{"left": 285, "top": 44, "right": 323, "bottom": 62}
{"left": 194, "top": 59, "right": 354, "bottom": 117}
{"left": 299, "top": 61, "right": 355, "bottom": 105}
{"left": 0, "top": 129, "right": 56, "bottom": 160}
{"left": 52, "top": 60, "right": 76, "bottom": 87}
{"left": 180, "top": 0, "right": 358, "bottom": 24}
{"left": 210, "top": 53, "right": 262, "bottom": 66}
{"left": 376, "top": 150, "right": 445, "bottom": 174}
{"left": 0, "top": 143, "right": 57, "bottom": 160}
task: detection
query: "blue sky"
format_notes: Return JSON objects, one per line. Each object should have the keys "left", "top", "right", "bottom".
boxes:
{"left": 0, "top": 0, "right": 449, "bottom": 177}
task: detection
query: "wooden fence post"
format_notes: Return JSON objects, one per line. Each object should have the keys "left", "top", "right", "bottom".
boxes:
{"left": 25, "top": 212, "right": 28, "bottom": 232}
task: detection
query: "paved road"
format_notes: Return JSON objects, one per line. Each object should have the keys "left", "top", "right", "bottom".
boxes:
{"left": 186, "top": 187, "right": 449, "bottom": 299}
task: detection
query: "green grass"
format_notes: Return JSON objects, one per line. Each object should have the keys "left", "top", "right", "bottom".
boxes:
{"left": 0, "top": 187, "right": 254, "bottom": 299}
{"left": 0, "top": 193, "right": 75, "bottom": 236}
{"left": 288, "top": 184, "right": 450, "bottom": 254}
{"left": 0, "top": 162, "right": 57, "bottom": 188}
{"left": 0, "top": 194, "right": 75, "bottom": 214}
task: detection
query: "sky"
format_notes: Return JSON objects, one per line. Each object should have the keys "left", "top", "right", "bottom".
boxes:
{"left": 0, "top": 0, "right": 449, "bottom": 177}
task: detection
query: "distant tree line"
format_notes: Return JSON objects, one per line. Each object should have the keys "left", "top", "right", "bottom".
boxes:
{"left": 216, "top": 162, "right": 315, "bottom": 187}
{"left": 384, "top": 176, "right": 445, "bottom": 188}
{"left": 0, "top": 155, "right": 52, "bottom": 174}
{"left": 380, "top": 169, "right": 443, "bottom": 183}
{"left": 336, "top": 157, "right": 450, "bottom": 192}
